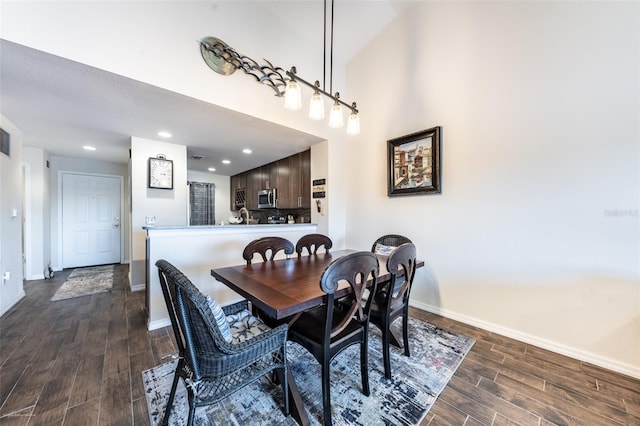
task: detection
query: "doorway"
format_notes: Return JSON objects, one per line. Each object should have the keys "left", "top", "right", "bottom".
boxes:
{"left": 61, "top": 172, "right": 122, "bottom": 268}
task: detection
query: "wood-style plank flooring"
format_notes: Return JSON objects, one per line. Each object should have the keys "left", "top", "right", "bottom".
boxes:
{"left": 1, "top": 264, "right": 638, "bottom": 425}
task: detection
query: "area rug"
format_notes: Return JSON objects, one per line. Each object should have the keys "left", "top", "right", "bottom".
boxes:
{"left": 143, "top": 317, "right": 474, "bottom": 425}
{"left": 51, "top": 264, "right": 114, "bottom": 301}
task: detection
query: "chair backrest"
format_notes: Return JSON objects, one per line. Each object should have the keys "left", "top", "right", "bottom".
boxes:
{"left": 371, "top": 234, "right": 413, "bottom": 254}
{"left": 295, "top": 233, "right": 333, "bottom": 256}
{"left": 156, "top": 259, "right": 186, "bottom": 359}
{"left": 382, "top": 243, "right": 417, "bottom": 310}
{"left": 156, "top": 259, "right": 231, "bottom": 380}
{"left": 243, "top": 236, "right": 294, "bottom": 264}
{"left": 320, "top": 251, "right": 379, "bottom": 338}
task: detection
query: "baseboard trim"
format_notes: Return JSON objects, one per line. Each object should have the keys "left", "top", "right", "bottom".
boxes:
{"left": 0, "top": 290, "right": 26, "bottom": 317}
{"left": 130, "top": 284, "right": 145, "bottom": 292}
{"left": 411, "top": 300, "right": 640, "bottom": 380}
{"left": 26, "top": 273, "right": 45, "bottom": 281}
{"left": 148, "top": 318, "right": 171, "bottom": 331}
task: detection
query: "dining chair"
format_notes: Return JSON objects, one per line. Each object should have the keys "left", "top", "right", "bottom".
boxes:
{"left": 288, "top": 251, "right": 379, "bottom": 426}
{"left": 335, "top": 234, "right": 413, "bottom": 311}
{"left": 243, "top": 236, "right": 295, "bottom": 264}
{"left": 156, "top": 259, "right": 289, "bottom": 426}
{"left": 369, "top": 243, "right": 417, "bottom": 379}
{"left": 370, "top": 233, "right": 413, "bottom": 297}
{"left": 295, "top": 233, "right": 333, "bottom": 257}
{"left": 371, "top": 234, "right": 413, "bottom": 255}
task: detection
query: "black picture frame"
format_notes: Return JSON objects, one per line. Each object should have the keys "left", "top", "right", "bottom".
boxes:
{"left": 0, "top": 128, "right": 10, "bottom": 157}
{"left": 387, "top": 126, "right": 441, "bottom": 197}
{"left": 148, "top": 157, "right": 174, "bottom": 189}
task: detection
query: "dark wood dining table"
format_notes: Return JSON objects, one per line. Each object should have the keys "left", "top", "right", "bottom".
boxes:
{"left": 210, "top": 249, "right": 424, "bottom": 425}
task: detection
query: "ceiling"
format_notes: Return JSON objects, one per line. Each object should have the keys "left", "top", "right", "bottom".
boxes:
{"left": 0, "top": 1, "right": 411, "bottom": 176}
{"left": 0, "top": 39, "right": 324, "bottom": 176}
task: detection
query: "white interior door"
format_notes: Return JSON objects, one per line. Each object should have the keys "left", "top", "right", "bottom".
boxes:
{"left": 62, "top": 173, "right": 121, "bottom": 268}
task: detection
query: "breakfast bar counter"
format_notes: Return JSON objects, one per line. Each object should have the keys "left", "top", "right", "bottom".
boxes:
{"left": 144, "top": 223, "right": 317, "bottom": 330}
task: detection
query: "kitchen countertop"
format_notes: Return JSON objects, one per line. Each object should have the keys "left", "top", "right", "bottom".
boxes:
{"left": 143, "top": 223, "right": 315, "bottom": 231}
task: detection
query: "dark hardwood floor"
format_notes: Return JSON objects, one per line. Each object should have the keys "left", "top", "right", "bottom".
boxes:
{"left": 1, "top": 264, "right": 638, "bottom": 425}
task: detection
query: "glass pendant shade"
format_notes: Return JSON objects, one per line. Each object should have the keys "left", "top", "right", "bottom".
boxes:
{"left": 284, "top": 80, "right": 302, "bottom": 110}
{"left": 308, "top": 92, "right": 325, "bottom": 120}
{"left": 328, "top": 103, "right": 344, "bottom": 128}
{"left": 346, "top": 111, "right": 360, "bottom": 135}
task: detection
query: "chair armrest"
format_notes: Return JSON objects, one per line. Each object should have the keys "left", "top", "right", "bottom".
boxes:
{"left": 224, "top": 322, "right": 288, "bottom": 355}
{"left": 197, "top": 322, "right": 289, "bottom": 379}
{"left": 222, "top": 300, "right": 249, "bottom": 315}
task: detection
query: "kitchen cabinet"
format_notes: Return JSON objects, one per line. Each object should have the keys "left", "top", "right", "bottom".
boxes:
{"left": 276, "top": 157, "right": 293, "bottom": 208}
{"left": 231, "top": 172, "right": 246, "bottom": 190}
{"left": 293, "top": 150, "right": 310, "bottom": 208}
{"left": 261, "top": 162, "right": 277, "bottom": 190}
{"left": 276, "top": 150, "right": 310, "bottom": 209}
{"left": 230, "top": 172, "right": 247, "bottom": 210}
{"left": 230, "top": 149, "right": 310, "bottom": 210}
{"left": 245, "top": 168, "right": 262, "bottom": 210}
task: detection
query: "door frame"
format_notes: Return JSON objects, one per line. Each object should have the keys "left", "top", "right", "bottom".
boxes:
{"left": 22, "top": 164, "right": 32, "bottom": 279}
{"left": 57, "top": 171, "right": 125, "bottom": 269}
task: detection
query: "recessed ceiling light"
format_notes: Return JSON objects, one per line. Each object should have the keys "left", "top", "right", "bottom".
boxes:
{"left": 157, "top": 131, "right": 172, "bottom": 138}
{"left": 222, "top": 159, "right": 231, "bottom": 164}
{"left": 208, "top": 167, "right": 216, "bottom": 172}
{"left": 83, "top": 145, "right": 96, "bottom": 151}
{"left": 242, "top": 148, "right": 252, "bottom": 154}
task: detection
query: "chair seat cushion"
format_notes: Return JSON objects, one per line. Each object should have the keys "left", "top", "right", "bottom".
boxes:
{"left": 229, "top": 313, "right": 272, "bottom": 344}
{"left": 205, "top": 296, "right": 233, "bottom": 342}
{"left": 373, "top": 243, "right": 395, "bottom": 256}
{"left": 226, "top": 308, "right": 252, "bottom": 324}
{"left": 290, "top": 305, "right": 362, "bottom": 345}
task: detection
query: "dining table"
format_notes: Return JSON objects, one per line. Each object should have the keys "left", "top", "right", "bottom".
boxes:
{"left": 210, "top": 249, "right": 424, "bottom": 425}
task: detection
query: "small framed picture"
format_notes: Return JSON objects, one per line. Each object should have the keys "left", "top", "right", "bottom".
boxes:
{"left": 387, "top": 126, "right": 441, "bottom": 197}
{"left": 148, "top": 156, "right": 173, "bottom": 189}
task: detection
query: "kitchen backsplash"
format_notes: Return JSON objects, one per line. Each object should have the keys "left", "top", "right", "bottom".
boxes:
{"left": 245, "top": 208, "right": 311, "bottom": 224}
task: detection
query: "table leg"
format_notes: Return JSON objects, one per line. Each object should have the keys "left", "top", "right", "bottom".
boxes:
{"left": 389, "top": 329, "right": 403, "bottom": 348}
{"left": 276, "top": 367, "right": 309, "bottom": 426}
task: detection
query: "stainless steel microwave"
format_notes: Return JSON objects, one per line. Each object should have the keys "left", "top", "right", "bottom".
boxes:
{"left": 257, "top": 188, "right": 277, "bottom": 209}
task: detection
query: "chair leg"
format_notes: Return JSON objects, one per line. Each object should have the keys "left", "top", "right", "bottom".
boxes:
{"left": 321, "top": 361, "right": 332, "bottom": 426}
{"left": 381, "top": 319, "right": 392, "bottom": 380}
{"left": 186, "top": 398, "right": 197, "bottom": 426}
{"left": 162, "top": 368, "right": 181, "bottom": 425}
{"left": 402, "top": 310, "right": 410, "bottom": 357}
{"left": 360, "top": 335, "right": 371, "bottom": 396}
{"left": 275, "top": 366, "right": 290, "bottom": 415}
{"left": 182, "top": 381, "right": 197, "bottom": 426}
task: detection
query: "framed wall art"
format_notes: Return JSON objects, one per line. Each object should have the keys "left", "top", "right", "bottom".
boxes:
{"left": 148, "top": 155, "right": 174, "bottom": 189}
{"left": 387, "top": 126, "right": 441, "bottom": 197}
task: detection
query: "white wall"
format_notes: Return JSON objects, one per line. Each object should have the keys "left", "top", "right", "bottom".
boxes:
{"left": 0, "top": 116, "right": 25, "bottom": 315}
{"left": 22, "top": 147, "right": 46, "bottom": 279}
{"left": 346, "top": 1, "right": 639, "bottom": 376}
{"left": 0, "top": 1, "right": 339, "bottom": 142}
{"left": 310, "top": 141, "right": 329, "bottom": 237}
{"left": 130, "top": 137, "right": 188, "bottom": 290}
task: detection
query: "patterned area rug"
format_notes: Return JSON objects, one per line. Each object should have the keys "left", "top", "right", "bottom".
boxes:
{"left": 51, "top": 264, "right": 114, "bottom": 301}
{"left": 143, "top": 317, "right": 474, "bottom": 426}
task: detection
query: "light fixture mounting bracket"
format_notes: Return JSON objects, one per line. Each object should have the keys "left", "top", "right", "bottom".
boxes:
{"left": 200, "top": 37, "right": 288, "bottom": 97}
